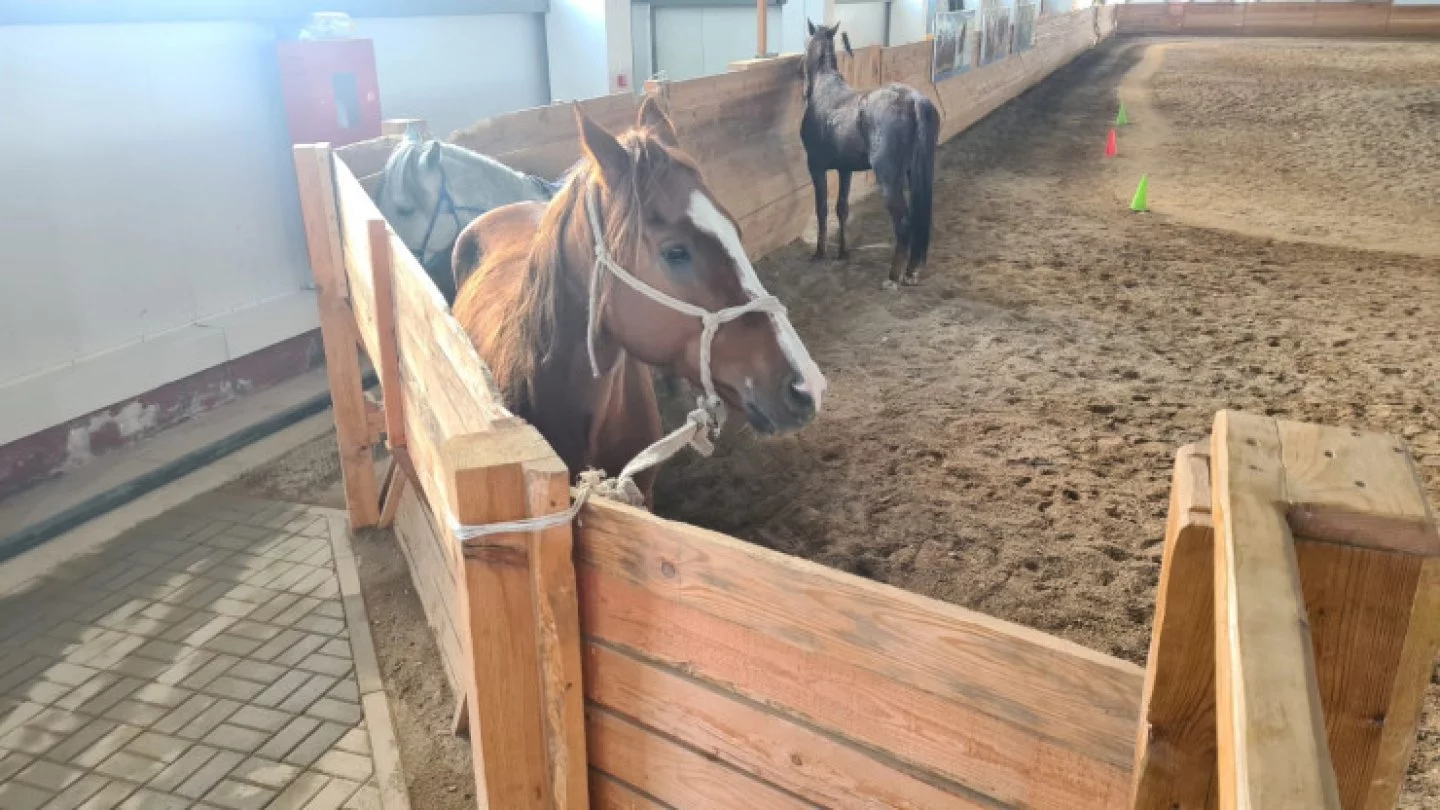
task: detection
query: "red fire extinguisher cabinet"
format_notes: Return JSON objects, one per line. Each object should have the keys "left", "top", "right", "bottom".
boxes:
{"left": 277, "top": 39, "right": 382, "bottom": 147}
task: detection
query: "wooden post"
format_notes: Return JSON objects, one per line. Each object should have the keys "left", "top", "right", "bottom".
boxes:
{"left": 1130, "top": 442, "right": 1218, "bottom": 810}
{"left": 756, "top": 0, "right": 768, "bottom": 56}
{"left": 381, "top": 118, "right": 430, "bottom": 139}
{"left": 1132, "top": 415, "right": 1440, "bottom": 810}
{"left": 1278, "top": 419, "right": 1440, "bottom": 810}
{"left": 445, "top": 422, "right": 589, "bottom": 810}
{"left": 293, "top": 144, "right": 380, "bottom": 529}
{"left": 367, "top": 219, "right": 406, "bottom": 451}
{"left": 1211, "top": 410, "right": 1340, "bottom": 810}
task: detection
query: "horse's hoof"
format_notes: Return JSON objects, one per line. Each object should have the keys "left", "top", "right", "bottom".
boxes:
{"left": 902, "top": 274, "right": 921, "bottom": 287}
{"left": 881, "top": 280, "right": 899, "bottom": 291}
{"left": 836, "top": 249, "right": 849, "bottom": 261}
{"left": 811, "top": 251, "right": 826, "bottom": 262}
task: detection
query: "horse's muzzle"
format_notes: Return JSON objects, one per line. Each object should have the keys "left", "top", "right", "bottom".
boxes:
{"left": 744, "top": 374, "right": 817, "bottom": 436}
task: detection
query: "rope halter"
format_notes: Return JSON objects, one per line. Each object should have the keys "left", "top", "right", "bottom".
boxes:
{"left": 448, "top": 180, "right": 813, "bottom": 542}
{"left": 583, "top": 184, "right": 788, "bottom": 441}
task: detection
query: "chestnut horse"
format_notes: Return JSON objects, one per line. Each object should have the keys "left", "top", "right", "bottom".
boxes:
{"left": 451, "top": 98, "right": 827, "bottom": 503}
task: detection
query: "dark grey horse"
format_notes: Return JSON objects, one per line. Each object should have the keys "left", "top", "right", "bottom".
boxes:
{"left": 801, "top": 21, "right": 940, "bottom": 289}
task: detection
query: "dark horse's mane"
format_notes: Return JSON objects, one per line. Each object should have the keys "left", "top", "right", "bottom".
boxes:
{"left": 471, "top": 131, "right": 696, "bottom": 414}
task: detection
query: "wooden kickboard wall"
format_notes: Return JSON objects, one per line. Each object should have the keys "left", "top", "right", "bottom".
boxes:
{"left": 436, "top": 6, "right": 1117, "bottom": 261}
{"left": 1117, "top": 2, "right": 1440, "bottom": 37}
{"left": 576, "top": 499, "right": 1146, "bottom": 809}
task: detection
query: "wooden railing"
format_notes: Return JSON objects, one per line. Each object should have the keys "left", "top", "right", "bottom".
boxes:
{"left": 1117, "top": 2, "right": 1440, "bottom": 38}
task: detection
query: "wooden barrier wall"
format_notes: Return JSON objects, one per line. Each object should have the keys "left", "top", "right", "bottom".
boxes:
{"left": 1117, "top": 2, "right": 1440, "bottom": 38}
{"left": 577, "top": 499, "right": 1146, "bottom": 809}
{"left": 329, "top": 6, "right": 1116, "bottom": 262}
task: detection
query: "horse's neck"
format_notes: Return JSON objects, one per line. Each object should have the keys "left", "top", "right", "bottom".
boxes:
{"left": 809, "top": 71, "right": 857, "bottom": 111}
{"left": 523, "top": 199, "right": 628, "bottom": 473}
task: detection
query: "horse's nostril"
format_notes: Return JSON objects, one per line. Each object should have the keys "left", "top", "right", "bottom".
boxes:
{"left": 786, "top": 375, "right": 816, "bottom": 412}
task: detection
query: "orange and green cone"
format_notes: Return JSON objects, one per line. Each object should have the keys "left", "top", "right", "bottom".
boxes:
{"left": 1130, "top": 174, "right": 1149, "bottom": 212}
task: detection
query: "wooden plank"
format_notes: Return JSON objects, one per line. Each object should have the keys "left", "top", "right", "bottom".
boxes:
{"left": 585, "top": 642, "right": 988, "bottom": 809}
{"left": 527, "top": 449, "right": 589, "bottom": 810}
{"left": 586, "top": 708, "right": 812, "bottom": 810}
{"left": 590, "top": 774, "right": 666, "bottom": 810}
{"left": 446, "top": 424, "right": 556, "bottom": 810}
{"left": 1179, "top": 4, "right": 1245, "bottom": 35}
{"left": 333, "top": 164, "right": 384, "bottom": 365}
{"left": 1386, "top": 5, "right": 1440, "bottom": 36}
{"left": 1130, "top": 443, "right": 1218, "bottom": 810}
{"left": 579, "top": 553, "right": 1131, "bottom": 809}
{"left": 576, "top": 508, "right": 1137, "bottom": 808}
{"left": 377, "top": 457, "right": 404, "bottom": 529}
{"left": 293, "top": 144, "right": 380, "bottom": 528}
{"left": 1242, "top": 3, "right": 1319, "bottom": 35}
{"left": 392, "top": 480, "right": 465, "bottom": 701}
{"left": 1278, "top": 420, "right": 1438, "bottom": 556}
{"left": 336, "top": 135, "right": 401, "bottom": 179}
{"left": 576, "top": 500, "right": 1142, "bottom": 768}
{"left": 1311, "top": 3, "right": 1389, "bottom": 36}
{"left": 1273, "top": 419, "right": 1440, "bottom": 810}
{"left": 367, "top": 219, "right": 406, "bottom": 450}
{"left": 1210, "top": 411, "right": 1340, "bottom": 810}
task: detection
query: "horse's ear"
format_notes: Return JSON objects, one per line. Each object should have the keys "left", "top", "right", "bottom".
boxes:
{"left": 422, "top": 141, "right": 441, "bottom": 169}
{"left": 636, "top": 95, "right": 679, "bottom": 148}
{"left": 574, "top": 105, "right": 630, "bottom": 188}
{"left": 841, "top": 31, "right": 854, "bottom": 57}
{"left": 807, "top": 18, "right": 817, "bottom": 35}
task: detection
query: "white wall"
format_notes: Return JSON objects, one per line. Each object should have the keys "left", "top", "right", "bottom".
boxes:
{"left": 889, "top": 0, "right": 930, "bottom": 44}
{"left": 547, "top": 0, "right": 634, "bottom": 99}
{"left": 653, "top": 6, "right": 784, "bottom": 80}
{"left": 632, "top": 4, "right": 656, "bottom": 84}
{"left": 834, "top": 1, "right": 890, "bottom": 46}
{"left": 357, "top": 15, "right": 550, "bottom": 137}
{"left": 0, "top": 21, "right": 315, "bottom": 446}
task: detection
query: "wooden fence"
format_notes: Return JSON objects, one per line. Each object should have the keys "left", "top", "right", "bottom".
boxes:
{"left": 292, "top": 6, "right": 1440, "bottom": 808}
{"left": 1117, "top": 2, "right": 1440, "bottom": 38}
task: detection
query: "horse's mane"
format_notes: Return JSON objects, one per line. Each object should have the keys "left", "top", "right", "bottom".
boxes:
{"left": 474, "top": 129, "right": 695, "bottom": 413}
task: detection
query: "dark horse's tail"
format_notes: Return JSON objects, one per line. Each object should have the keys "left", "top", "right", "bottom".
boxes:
{"left": 908, "top": 95, "right": 940, "bottom": 269}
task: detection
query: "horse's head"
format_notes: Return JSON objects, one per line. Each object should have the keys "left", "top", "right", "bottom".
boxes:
{"left": 574, "top": 97, "right": 826, "bottom": 436}
{"left": 803, "top": 20, "right": 853, "bottom": 98}
{"left": 378, "top": 139, "right": 556, "bottom": 272}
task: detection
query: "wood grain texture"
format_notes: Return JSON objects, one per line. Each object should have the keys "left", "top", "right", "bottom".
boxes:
{"left": 367, "top": 219, "right": 406, "bottom": 450}
{"left": 590, "top": 774, "right": 667, "bottom": 810}
{"left": 584, "top": 642, "right": 987, "bottom": 809}
{"left": 1210, "top": 411, "right": 1340, "bottom": 810}
{"left": 447, "top": 423, "right": 563, "bottom": 810}
{"left": 391, "top": 480, "right": 465, "bottom": 701}
{"left": 586, "top": 708, "right": 813, "bottom": 810}
{"left": 576, "top": 500, "right": 1138, "bottom": 808}
{"left": 1130, "top": 442, "right": 1219, "bottom": 810}
{"left": 528, "top": 456, "right": 589, "bottom": 810}
{"left": 293, "top": 144, "right": 379, "bottom": 528}
{"left": 1275, "top": 418, "right": 1440, "bottom": 810}
{"left": 334, "top": 164, "right": 383, "bottom": 365}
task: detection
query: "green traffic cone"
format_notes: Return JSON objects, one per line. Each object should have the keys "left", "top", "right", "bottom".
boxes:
{"left": 1130, "top": 174, "right": 1149, "bottom": 213}
{"left": 1116, "top": 101, "right": 1129, "bottom": 127}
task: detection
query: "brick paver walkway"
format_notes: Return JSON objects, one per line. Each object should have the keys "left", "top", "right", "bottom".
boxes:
{"left": 0, "top": 493, "right": 400, "bottom": 809}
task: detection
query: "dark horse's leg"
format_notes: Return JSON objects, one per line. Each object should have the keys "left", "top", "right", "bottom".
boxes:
{"left": 836, "top": 170, "right": 852, "bottom": 261}
{"left": 874, "top": 164, "right": 909, "bottom": 289}
{"left": 810, "top": 167, "right": 828, "bottom": 261}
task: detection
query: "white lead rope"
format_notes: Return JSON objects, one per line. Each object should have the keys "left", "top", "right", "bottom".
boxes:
{"left": 449, "top": 183, "right": 792, "bottom": 541}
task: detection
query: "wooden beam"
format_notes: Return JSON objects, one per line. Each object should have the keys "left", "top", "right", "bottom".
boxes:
{"left": 293, "top": 144, "right": 380, "bottom": 529}
{"left": 368, "top": 219, "right": 407, "bottom": 451}
{"left": 445, "top": 422, "right": 589, "bottom": 810}
{"left": 377, "top": 459, "right": 405, "bottom": 530}
{"left": 1210, "top": 411, "right": 1340, "bottom": 810}
{"left": 1130, "top": 442, "right": 1218, "bottom": 810}
{"left": 1275, "top": 419, "right": 1440, "bottom": 810}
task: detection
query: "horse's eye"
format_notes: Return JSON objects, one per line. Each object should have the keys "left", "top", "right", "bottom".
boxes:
{"left": 661, "top": 245, "right": 691, "bottom": 268}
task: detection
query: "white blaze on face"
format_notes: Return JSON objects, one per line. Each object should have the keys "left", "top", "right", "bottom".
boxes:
{"left": 686, "top": 191, "right": 828, "bottom": 411}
